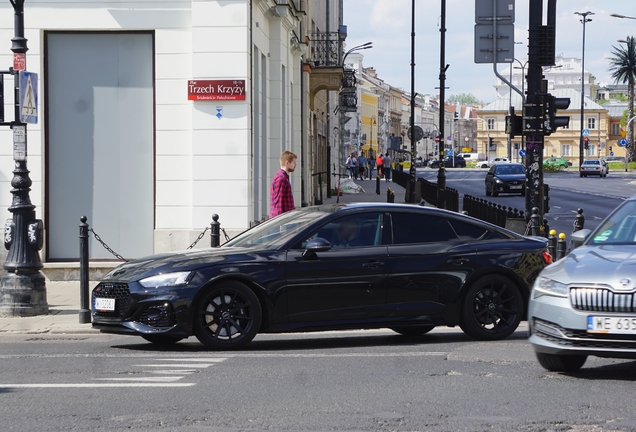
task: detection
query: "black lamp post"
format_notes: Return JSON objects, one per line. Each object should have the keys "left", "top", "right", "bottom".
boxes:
{"left": 437, "top": 0, "right": 448, "bottom": 209}
{"left": 0, "top": 0, "right": 48, "bottom": 317}
{"left": 574, "top": 11, "right": 593, "bottom": 168}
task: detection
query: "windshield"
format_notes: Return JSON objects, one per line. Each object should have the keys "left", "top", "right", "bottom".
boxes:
{"left": 223, "top": 206, "right": 337, "bottom": 248}
{"left": 588, "top": 200, "right": 636, "bottom": 246}
{"left": 495, "top": 165, "right": 524, "bottom": 175}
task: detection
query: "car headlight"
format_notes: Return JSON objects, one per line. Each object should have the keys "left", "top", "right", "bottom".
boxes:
{"left": 533, "top": 276, "right": 568, "bottom": 298}
{"left": 495, "top": 178, "right": 503, "bottom": 184}
{"left": 139, "top": 271, "right": 193, "bottom": 288}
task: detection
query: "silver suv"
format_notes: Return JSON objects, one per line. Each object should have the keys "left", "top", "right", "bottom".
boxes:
{"left": 529, "top": 196, "right": 636, "bottom": 372}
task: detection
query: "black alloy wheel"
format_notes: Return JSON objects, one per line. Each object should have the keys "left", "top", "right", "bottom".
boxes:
{"left": 535, "top": 352, "right": 587, "bottom": 372}
{"left": 141, "top": 335, "right": 185, "bottom": 345}
{"left": 390, "top": 325, "right": 435, "bottom": 336}
{"left": 459, "top": 275, "right": 523, "bottom": 340}
{"left": 194, "top": 281, "right": 262, "bottom": 350}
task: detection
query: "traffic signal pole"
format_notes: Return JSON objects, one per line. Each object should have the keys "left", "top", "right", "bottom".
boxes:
{"left": 437, "top": 0, "right": 447, "bottom": 210}
{"left": 525, "top": 0, "right": 545, "bottom": 222}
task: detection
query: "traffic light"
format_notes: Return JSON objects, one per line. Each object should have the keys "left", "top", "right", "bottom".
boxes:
{"left": 488, "top": 137, "right": 494, "bottom": 148}
{"left": 610, "top": 146, "right": 613, "bottom": 152}
{"left": 454, "top": 111, "right": 459, "bottom": 121}
{"left": 505, "top": 108, "right": 523, "bottom": 138}
{"left": 584, "top": 137, "right": 589, "bottom": 150}
{"left": 541, "top": 93, "right": 571, "bottom": 135}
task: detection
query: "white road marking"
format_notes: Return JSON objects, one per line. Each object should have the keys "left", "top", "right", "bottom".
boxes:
{"left": 0, "top": 383, "right": 195, "bottom": 388}
{"left": 95, "top": 376, "right": 183, "bottom": 382}
{"left": 134, "top": 364, "right": 214, "bottom": 368}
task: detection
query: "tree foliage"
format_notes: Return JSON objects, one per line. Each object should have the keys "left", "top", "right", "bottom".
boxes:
{"left": 609, "top": 36, "right": 636, "bottom": 161}
{"left": 448, "top": 93, "right": 482, "bottom": 105}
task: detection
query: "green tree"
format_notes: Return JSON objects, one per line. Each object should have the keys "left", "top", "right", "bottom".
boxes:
{"left": 448, "top": 93, "right": 482, "bottom": 105}
{"left": 609, "top": 36, "right": 636, "bottom": 161}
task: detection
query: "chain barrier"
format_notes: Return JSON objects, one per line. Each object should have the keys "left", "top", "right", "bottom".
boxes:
{"left": 221, "top": 227, "right": 230, "bottom": 242}
{"left": 89, "top": 228, "right": 128, "bottom": 262}
{"left": 187, "top": 226, "right": 210, "bottom": 250}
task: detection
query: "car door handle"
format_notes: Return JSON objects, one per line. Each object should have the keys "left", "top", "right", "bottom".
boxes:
{"left": 448, "top": 257, "right": 469, "bottom": 265}
{"left": 363, "top": 260, "right": 384, "bottom": 268}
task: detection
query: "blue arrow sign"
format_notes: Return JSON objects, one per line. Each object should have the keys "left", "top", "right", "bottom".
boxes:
{"left": 519, "top": 149, "right": 526, "bottom": 157}
{"left": 618, "top": 138, "right": 628, "bottom": 147}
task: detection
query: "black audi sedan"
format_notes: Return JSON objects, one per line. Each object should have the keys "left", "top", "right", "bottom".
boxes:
{"left": 92, "top": 203, "right": 552, "bottom": 350}
{"left": 485, "top": 163, "right": 526, "bottom": 196}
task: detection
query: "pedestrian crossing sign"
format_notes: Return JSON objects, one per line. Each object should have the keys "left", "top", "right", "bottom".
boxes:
{"left": 18, "top": 71, "right": 38, "bottom": 124}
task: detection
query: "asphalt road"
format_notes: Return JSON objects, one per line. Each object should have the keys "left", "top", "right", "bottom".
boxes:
{"left": 417, "top": 168, "right": 636, "bottom": 236}
{"left": 2, "top": 330, "right": 636, "bottom": 431}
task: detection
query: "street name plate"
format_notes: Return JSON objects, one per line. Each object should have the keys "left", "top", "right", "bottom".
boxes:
{"left": 13, "top": 125, "right": 26, "bottom": 161}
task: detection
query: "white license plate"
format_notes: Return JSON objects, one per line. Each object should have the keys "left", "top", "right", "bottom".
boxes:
{"left": 95, "top": 298, "right": 115, "bottom": 311}
{"left": 587, "top": 316, "right": 636, "bottom": 334}
{"left": 509, "top": 185, "right": 522, "bottom": 189}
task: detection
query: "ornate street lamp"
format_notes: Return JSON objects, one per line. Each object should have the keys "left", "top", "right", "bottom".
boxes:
{"left": 574, "top": 11, "right": 594, "bottom": 168}
{"left": 0, "top": 0, "right": 48, "bottom": 317}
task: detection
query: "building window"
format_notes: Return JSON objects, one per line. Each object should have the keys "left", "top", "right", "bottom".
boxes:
{"left": 587, "top": 145, "right": 596, "bottom": 157}
{"left": 487, "top": 118, "right": 495, "bottom": 130}
{"left": 561, "top": 144, "right": 570, "bottom": 156}
{"left": 587, "top": 117, "right": 596, "bottom": 129}
{"left": 612, "top": 123, "right": 621, "bottom": 135}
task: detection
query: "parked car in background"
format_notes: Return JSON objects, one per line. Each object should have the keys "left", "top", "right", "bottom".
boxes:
{"left": 92, "top": 203, "right": 552, "bottom": 349}
{"left": 529, "top": 196, "right": 636, "bottom": 372}
{"left": 459, "top": 153, "right": 486, "bottom": 163}
{"left": 580, "top": 159, "right": 608, "bottom": 177}
{"left": 429, "top": 155, "right": 466, "bottom": 168}
{"left": 485, "top": 163, "right": 526, "bottom": 196}
{"left": 477, "top": 157, "right": 509, "bottom": 168}
{"left": 544, "top": 157, "right": 571, "bottom": 168}
{"left": 601, "top": 156, "right": 625, "bottom": 164}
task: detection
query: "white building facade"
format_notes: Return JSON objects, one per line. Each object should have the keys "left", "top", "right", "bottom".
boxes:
{"left": 0, "top": 0, "right": 336, "bottom": 263}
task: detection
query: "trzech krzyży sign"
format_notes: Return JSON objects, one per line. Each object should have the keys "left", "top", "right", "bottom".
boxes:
{"left": 187, "top": 80, "right": 246, "bottom": 101}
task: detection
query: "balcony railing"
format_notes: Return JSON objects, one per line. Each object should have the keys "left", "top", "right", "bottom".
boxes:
{"left": 309, "top": 32, "right": 342, "bottom": 67}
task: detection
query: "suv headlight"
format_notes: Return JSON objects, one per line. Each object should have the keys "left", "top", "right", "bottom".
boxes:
{"left": 139, "top": 271, "right": 193, "bottom": 288}
{"left": 533, "top": 276, "right": 568, "bottom": 298}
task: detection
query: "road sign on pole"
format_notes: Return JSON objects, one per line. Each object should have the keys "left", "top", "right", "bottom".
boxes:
{"left": 18, "top": 71, "right": 38, "bottom": 124}
{"left": 618, "top": 138, "right": 628, "bottom": 147}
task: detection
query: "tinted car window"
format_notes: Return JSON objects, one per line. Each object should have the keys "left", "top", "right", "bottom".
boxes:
{"left": 447, "top": 218, "right": 500, "bottom": 241}
{"left": 391, "top": 213, "right": 458, "bottom": 244}
{"left": 298, "top": 212, "right": 384, "bottom": 249}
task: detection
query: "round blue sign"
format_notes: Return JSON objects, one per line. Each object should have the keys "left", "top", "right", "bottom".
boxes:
{"left": 519, "top": 149, "right": 526, "bottom": 157}
{"left": 618, "top": 138, "right": 628, "bottom": 147}
{"left": 610, "top": 151, "right": 615, "bottom": 156}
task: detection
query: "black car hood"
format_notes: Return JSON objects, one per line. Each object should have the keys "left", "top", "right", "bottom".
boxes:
{"left": 101, "top": 246, "right": 270, "bottom": 283}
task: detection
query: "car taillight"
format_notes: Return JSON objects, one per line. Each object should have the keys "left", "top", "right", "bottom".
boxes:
{"left": 542, "top": 251, "right": 553, "bottom": 264}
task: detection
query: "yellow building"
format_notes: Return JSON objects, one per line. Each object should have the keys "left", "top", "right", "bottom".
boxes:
{"left": 360, "top": 91, "right": 379, "bottom": 158}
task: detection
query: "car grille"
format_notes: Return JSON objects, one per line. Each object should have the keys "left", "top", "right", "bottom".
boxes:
{"left": 533, "top": 318, "right": 636, "bottom": 349}
{"left": 137, "top": 304, "right": 173, "bottom": 329}
{"left": 570, "top": 288, "right": 636, "bottom": 313}
{"left": 92, "top": 282, "right": 130, "bottom": 319}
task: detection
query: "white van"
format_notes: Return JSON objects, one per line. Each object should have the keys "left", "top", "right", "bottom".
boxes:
{"left": 460, "top": 153, "right": 486, "bottom": 163}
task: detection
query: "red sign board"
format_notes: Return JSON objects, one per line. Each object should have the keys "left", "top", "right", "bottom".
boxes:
{"left": 13, "top": 53, "right": 26, "bottom": 71}
{"left": 187, "top": 80, "right": 246, "bottom": 101}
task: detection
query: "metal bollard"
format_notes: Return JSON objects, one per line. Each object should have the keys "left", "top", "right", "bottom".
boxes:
{"left": 573, "top": 208, "right": 585, "bottom": 232}
{"left": 530, "top": 207, "right": 541, "bottom": 236}
{"left": 390, "top": 189, "right": 395, "bottom": 203}
{"left": 210, "top": 214, "right": 220, "bottom": 247}
{"left": 386, "top": 187, "right": 391, "bottom": 202}
{"left": 547, "top": 229, "right": 557, "bottom": 259}
{"left": 556, "top": 232, "right": 567, "bottom": 260}
{"left": 376, "top": 176, "right": 380, "bottom": 195}
{"left": 79, "top": 216, "right": 91, "bottom": 324}
{"left": 543, "top": 218, "right": 550, "bottom": 239}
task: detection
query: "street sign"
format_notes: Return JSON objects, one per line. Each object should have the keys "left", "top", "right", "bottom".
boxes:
{"left": 474, "top": 24, "right": 515, "bottom": 64}
{"left": 13, "top": 53, "right": 25, "bottom": 71}
{"left": 435, "top": 135, "right": 440, "bottom": 143}
{"left": 448, "top": 150, "right": 454, "bottom": 156}
{"left": 610, "top": 151, "right": 615, "bottom": 156}
{"left": 618, "top": 138, "right": 628, "bottom": 147}
{"left": 18, "top": 71, "right": 38, "bottom": 124}
{"left": 519, "top": 149, "right": 526, "bottom": 157}
{"left": 582, "top": 129, "right": 590, "bottom": 137}
{"left": 447, "top": 135, "right": 452, "bottom": 141}
{"left": 407, "top": 126, "right": 424, "bottom": 142}
{"left": 475, "top": 0, "right": 515, "bottom": 24}
{"left": 12, "top": 125, "right": 26, "bottom": 161}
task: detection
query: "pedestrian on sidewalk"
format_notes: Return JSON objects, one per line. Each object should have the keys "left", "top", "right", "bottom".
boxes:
{"left": 376, "top": 154, "right": 384, "bottom": 178}
{"left": 346, "top": 153, "right": 358, "bottom": 179}
{"left": 368, "top": 155, "right": 375, "bottom": 179}
{"left": 269, "top": 150, "right": 297, "bottom": 218}
{"left": 357, "top": 152, "right": 367, "bottom": 180}
{"left": 383, "top": 153, "right": 392, "bottom": 182}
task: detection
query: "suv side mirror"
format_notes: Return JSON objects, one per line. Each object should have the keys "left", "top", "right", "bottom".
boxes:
{"left": 570, "top": 229, "right": 591, "bottom": 249}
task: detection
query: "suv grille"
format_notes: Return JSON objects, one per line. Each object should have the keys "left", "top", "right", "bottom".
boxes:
{"left": 92, "top": 283, "right": 130, "bottom": 319}
{"left": 570, "top": 288, "right": 636, "bottom": 313}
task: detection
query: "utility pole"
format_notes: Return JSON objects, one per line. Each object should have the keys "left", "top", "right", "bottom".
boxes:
{"left": 437, "top": 0, "right": 447, "bottom": 209}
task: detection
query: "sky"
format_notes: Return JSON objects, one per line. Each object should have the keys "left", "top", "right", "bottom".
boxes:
{"left": 342, "top": 0, "right": 636, "bottom": 103}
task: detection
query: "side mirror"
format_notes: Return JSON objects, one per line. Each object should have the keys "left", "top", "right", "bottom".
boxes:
{"left": 570, "top": 229, "right": 591, "bottom": 249}
{"left": 302, "top": 237, "right": 331, "bottom": 258}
